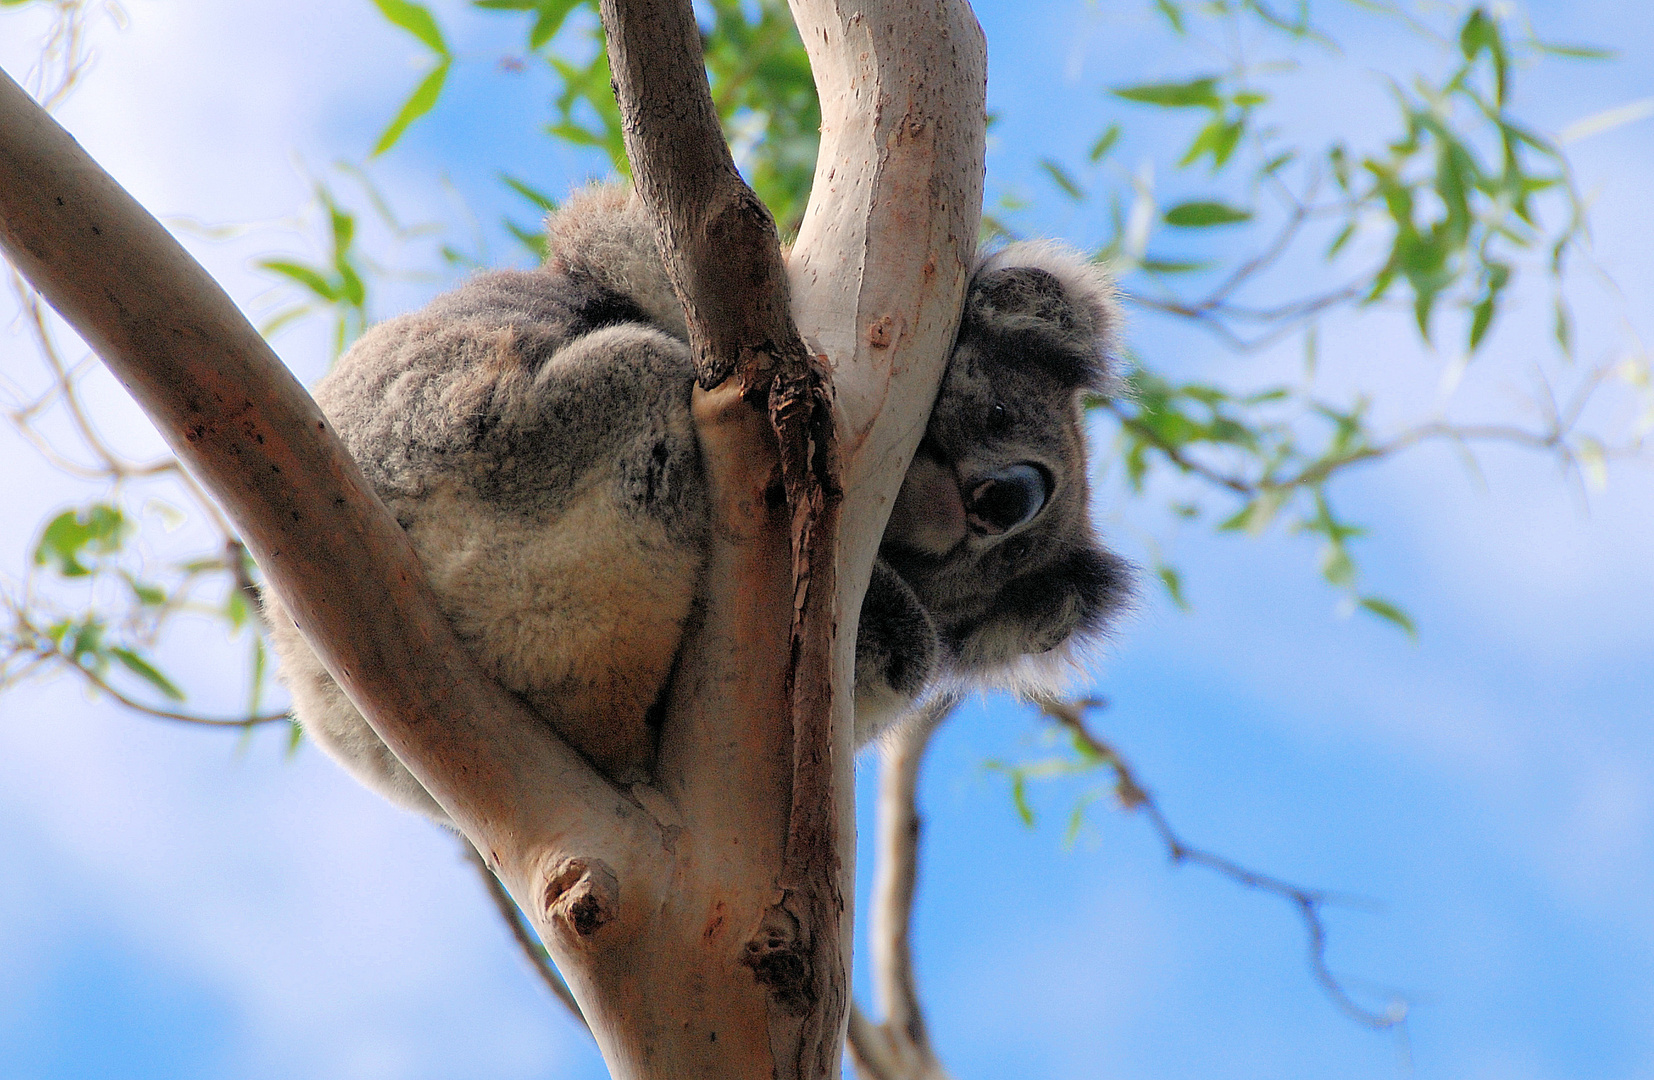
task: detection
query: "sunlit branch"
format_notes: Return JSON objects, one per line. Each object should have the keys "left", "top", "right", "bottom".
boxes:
{"left": 1030, "top": 696, "right": 1410, "bottom": 1031}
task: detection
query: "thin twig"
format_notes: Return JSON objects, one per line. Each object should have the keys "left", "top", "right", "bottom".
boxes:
{"left": 58, "top": 653, "right": 285, "bottom": 727}
{"left": 463, "top": 842, "right": 590, "bottom": 1034}
{"left": 1103, "top": 364, "right": 1626, "bottom": 503}
{"left": 1031, "top": 695, "right": 1410, "bottom": 1031}
{"left": 846, "top": 1002, "right": 902, "bottom": 1080}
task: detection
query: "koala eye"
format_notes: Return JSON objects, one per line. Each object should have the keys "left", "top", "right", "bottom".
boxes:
{"left": 986, "top": 402, "right": 1010, "bottom": 431}
{"left": 965, "top": 463, "right": 1050, "bottom": 536}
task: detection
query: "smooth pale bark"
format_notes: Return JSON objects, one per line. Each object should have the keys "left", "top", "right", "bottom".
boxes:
{"left": 0, "top": 0, "right": 985, "bottom": 1071}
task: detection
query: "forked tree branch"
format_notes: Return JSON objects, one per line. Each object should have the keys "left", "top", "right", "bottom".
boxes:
{"left": 597, "top": 0, "right": 984, "bottom": 1074}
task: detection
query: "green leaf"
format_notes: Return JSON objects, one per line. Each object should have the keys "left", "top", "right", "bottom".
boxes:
{"left": 1534, "top": 41, "right": 1616, "bottom": 60}
{"left": 1260, "top": 150, "right": 1295, "bottom": 175}
{"left": 122, "top": 573, "right": 167, "bottom": 607}
{"left": 1113, "top": 76, "right": 1222, "bottom": 109}
{"left": 502, "top": 174, "right": 559, "bottom": 212}
{"left": 504, "top": 218, "right": 551, "bottom": 260}
{"left": 61, "top": 619, "right": 107, "bottom": 664}
{"left": 1164, "top": 200, "right": 1252, "bottom": 227}
{"left": 1138, "top": 256, "right": 1213, "bottom": 274}
{"left": 1156, "top": 565, "right": 1190, "bottom": 611}
{"left": 528, "top": 0, "right": 582, "bottom": 49}
{"left": 1153, "top": 0, "right": 1185, "bottom": 34}
{"left": 1218, "top": 487, "right": 1288, "bottom": 535}
{"left": 1359, "top": 596, "right": 1417, "bottom": 640}
{"left": 1458, "top": 8, "right": 1495, "bottom": 62}
{"left": 109, "top": 647, "right": 186, "bottom": 701}
{"left": 1468, "top": 294, "right": 1495, "bottom": 351}
{"left": 372, "top": 59, "right": 451, "bottom": 157}
{"left": 370, "top": 0, "right": 449, "bottom": 55}
{"left": 1088, "top": 123, "right": 1121, "bottom": 163}
{"left": 1319, "top": 544, "right": 1356, "bottom": 588}
{"left": 1010, "top": 772, "right": 1035, "bottom": 827}
{"left": 1179, "top": 117, "right": 1244, "bottom": 170}
{"left": 1457, "top": 7, "right": 1508, "bottom": 105}
{"left": 1553, "top": 297, "right": 1573, "bottom": 356}
{"left": 1326, "top": 221, "right": 1356, "bottom": 260}
{"left": 336, "top": 261, "right": 366, "bottom": 308}
{"left": 257, "top": 259, "right": 338, "bottom": 301}
{"left": 225, "top": 587, "right": 250, "bottom": 632}
{"left": 249, "top": 634, "right": 268, "bottom": 719}
{"left": 1039, "top": 159, "right": 1085, "bottom": 201}
{"left": 34, "top": 504, "right": 130, "bottom": 577}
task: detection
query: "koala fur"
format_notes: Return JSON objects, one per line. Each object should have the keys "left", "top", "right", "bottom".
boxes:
{"left": 264, "top": 185, "right": 1130, "bottom": 824}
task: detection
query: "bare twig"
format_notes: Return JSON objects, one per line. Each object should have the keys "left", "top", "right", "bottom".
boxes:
{"left": 1032, "top": 695, "right": 1410, "bottom": 1031}
{"left": 464, "top": 842, "right": 590, "bottom": 1033}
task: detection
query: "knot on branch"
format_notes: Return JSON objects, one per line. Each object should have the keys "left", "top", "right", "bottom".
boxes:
{"left": 741, "top": 904, "right": 815, "bottom": 1017}
{"left": 542, "top": 857, "right": 619, "bottom": 940}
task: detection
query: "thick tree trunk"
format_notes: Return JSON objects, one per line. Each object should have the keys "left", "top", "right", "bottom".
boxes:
{"left": 0, "top": 0, "right": 985, "bottom": 1073}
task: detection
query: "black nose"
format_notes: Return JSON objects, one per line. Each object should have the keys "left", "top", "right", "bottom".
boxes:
{"left": 965, "top": 464, "right": 1050, "bottom": 535}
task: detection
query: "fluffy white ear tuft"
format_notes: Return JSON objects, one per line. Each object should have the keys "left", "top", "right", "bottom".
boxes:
{"left": 975, "top": 240, "right": 1125, "bottom": 394}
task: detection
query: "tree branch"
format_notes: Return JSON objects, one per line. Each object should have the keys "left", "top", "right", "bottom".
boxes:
{"left": 870, "top": 695, "right": 956, "bottom": 1054}
{"left": 591, "top": 1, "right": 985, "bottom": 1075}
{"left": 1032, "top": 696, "right": 1410, "bottom": 1031}
{"left": 0, "top": 60, "right": 642, "bottom": 912}
{"left": 847, "top": 695, "right": 960, "bottom": 1080}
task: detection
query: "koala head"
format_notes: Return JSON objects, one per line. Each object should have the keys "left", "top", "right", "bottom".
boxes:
{"left": 878, "top": 241, "right": 1131, "bottom": 692}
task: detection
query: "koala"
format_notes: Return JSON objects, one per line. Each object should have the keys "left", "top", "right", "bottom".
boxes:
{"left": 264, "top": 185, "right": 1130, "bottom": 824}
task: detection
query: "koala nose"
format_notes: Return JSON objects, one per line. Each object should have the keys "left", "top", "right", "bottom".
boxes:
{"left": 965, "top": 463, "right": 1051, "bottom": 535}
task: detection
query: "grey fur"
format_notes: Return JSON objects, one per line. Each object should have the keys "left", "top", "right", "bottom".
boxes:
{"left": 264, "top": 185, "right": 1130, "bottom": 824}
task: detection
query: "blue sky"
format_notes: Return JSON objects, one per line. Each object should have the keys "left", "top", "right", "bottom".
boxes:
{"left": 1, "top": 1, "right": 1651, "bottom": 1078}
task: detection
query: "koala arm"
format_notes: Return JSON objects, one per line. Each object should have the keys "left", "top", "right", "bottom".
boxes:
{"left": 853, "top": 559, "right": 940, "bottom": 743}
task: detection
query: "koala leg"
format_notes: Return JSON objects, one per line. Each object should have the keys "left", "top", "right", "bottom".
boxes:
{"left": 853, "top": 559, "right": 940, "bottom": 743}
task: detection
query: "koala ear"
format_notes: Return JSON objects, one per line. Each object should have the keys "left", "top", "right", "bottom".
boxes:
{"left": 966, "top": 241, "right": 1122, "bottom": 394}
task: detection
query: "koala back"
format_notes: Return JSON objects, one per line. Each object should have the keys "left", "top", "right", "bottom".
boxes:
{"left": 265, "top": 188, "right": 708, "bottom": 815}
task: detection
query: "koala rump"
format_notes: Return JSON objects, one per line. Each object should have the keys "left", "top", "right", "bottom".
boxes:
{"left": 263, "top": 185, "right": 1131, "bottom": 825}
